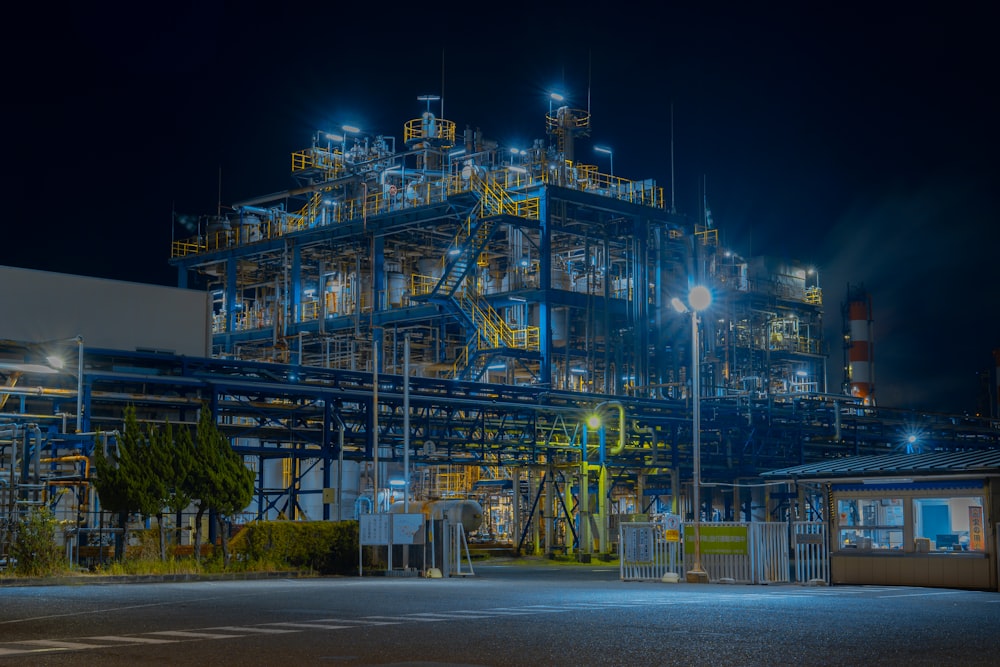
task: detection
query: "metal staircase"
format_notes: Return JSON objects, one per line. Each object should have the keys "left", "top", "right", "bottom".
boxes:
{"left": 406, "top": 171, "right": 542, "bottom": 378}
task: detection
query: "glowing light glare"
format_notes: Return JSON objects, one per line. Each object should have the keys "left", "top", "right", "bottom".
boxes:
{"left": 594, "top": 146, "right": 612, "bottom": 156}
{"left": 46, "top": 355, "right": 65, "bottom": 370}
{"left": 689, "top": 285, "right": 712, "bottom": 312}
{"left": 670, "top": 297, "right": 686, "bottom": 313}
{"left": 342, "top": 124, "right": 361, "bottom": 134}
{"left": 549, "top": 92, "right": 565, "bottom": 103}
{"left": 586, "top": 414, "right": 601, "bottom": 429}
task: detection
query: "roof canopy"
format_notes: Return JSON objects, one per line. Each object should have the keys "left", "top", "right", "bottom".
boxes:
{"left": 761, "top": 450, "right": 1000, "bottom": 482}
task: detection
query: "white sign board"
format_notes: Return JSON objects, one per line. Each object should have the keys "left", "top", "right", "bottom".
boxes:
{"left": 359, "top": 514, "right": 391, "bottom": 546}
{"left": 392, "top": 513, "right": 426, "bottom": 545}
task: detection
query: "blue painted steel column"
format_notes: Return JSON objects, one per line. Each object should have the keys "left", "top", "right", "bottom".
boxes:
{"left": 291, "top": 243, "right": 302, "bottom": 359}
{"left": 225, "top": 260, "right": 237, "bottom": 353}
{"left": 322, "top": 399, "right": 332, "bottom": 521}
{"left": 373, "top": 234, "right": 385, "bottom": 314}
{"left": 635, "top": 219, "right": 650, "bottom": 392}
{"left": 538, "top": 195, "right": 550, "bottom": 384}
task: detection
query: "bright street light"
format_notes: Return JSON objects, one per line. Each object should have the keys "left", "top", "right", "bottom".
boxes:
{"left": 672, "top": 285, "right": 712, "bottom": 583}
{"left": 594, "top": 146, "right": 614, "bottom": 177}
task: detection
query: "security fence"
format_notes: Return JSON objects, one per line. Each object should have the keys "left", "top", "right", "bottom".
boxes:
{"left": 620, "top": 520, "right": 829, "bottom": 584}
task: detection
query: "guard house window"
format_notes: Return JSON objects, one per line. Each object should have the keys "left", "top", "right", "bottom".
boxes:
{"left": 912, "top": 496, "right": 985, "bottom": 552}
{"left": 837, "top": 497, "right": 904, "bottom": 550}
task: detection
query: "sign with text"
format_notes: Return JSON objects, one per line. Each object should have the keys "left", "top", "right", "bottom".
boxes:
{"left": 359, "top": 513, "right": 390, "bottom": 546}
{"left": 683, "top": 524, "right": 749, "bottom": 555}
{"left": 360, "top": 513, "right": 426, "bottom": 545}
{"left": 969, "top": 506, "right": 985, "bottom": 551}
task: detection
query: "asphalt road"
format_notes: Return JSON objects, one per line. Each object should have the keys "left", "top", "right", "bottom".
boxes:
{"left": 2, "top": 562, "right": 999, "bottom": 666}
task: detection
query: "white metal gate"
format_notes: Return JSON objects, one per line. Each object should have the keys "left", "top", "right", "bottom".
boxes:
{"left": 619, "top": 521, "right": 682, "bottom": 581}
{"left": 618, "top": 521, "right": 812, "bottom": 584}
{"left": 792, "top": 521, "right": 829, "bottom": 584}
{"left": 620, "top": 521, "right": 814, "bottom": 584}
{"left": 694, "top": 521, "right": 790, "bottom": 584}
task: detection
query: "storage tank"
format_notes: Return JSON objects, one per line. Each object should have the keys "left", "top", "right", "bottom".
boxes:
{"left": 389, "top": 498, "right": 483, "bottom": 533}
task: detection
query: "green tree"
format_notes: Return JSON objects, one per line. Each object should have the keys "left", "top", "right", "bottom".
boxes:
{"left": 168, "top": 424, "right": 197, "bottom": 550}
{"left": 143, "top": 420, "right": 171, "bottom": 561}
{"left": 189, "top": 403, "right": 254, "bottom": 564}
{"left": 147, "top": 421, "right": 194, "bottom": 561}
{"left": 92, "top": 405, "right": 151, "bottom": 559}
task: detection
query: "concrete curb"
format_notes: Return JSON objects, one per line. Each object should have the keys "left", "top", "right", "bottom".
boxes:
{"left": 0, "top": 571, "right": 310, "bottom": 587}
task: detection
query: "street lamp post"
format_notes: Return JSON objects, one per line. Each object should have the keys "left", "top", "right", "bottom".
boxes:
{"left": 672, "top": 285, "right": 712, "bottom": 583}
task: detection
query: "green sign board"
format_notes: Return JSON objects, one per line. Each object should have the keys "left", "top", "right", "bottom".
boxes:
{"left": 683, "top": 524, "right": 749, "bottom": 555}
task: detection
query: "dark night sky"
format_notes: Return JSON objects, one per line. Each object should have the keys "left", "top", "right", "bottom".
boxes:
{"left": 4, "top": 3, "right": 997, "bottom": 415}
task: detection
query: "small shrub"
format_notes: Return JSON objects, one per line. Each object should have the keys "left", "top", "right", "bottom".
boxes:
{"left": 230, "top": 520, "right": 359, "bottom": 574}
{"left": 11, "top": 507, "right": 65, "bottom": 577}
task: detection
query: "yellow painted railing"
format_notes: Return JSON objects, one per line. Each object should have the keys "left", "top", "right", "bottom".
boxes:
{"left": 172, "top": 153, "right": 662, "bottom": 259}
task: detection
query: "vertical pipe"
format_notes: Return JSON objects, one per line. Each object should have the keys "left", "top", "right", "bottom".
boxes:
{"left": 579, "top": 428, "right": 589, "bottom": 556}
{"left": 336, "top": 415, "right": 345, "bottom": 522}
{"left": 76, "top": 336, "right": 84, "bottom": 433}
{"left": 403, "top": 333, "right": 410, "bottom": 513}
{"left": 373, "top": 343, "right": 379, "bottom": 512}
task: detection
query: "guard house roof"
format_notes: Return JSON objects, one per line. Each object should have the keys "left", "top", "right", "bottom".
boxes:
{"left": 761, "top": 450, "right": 1000, "bottom": 483}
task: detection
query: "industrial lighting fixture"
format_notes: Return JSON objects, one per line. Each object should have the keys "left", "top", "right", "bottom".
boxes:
{"left": 518, "top": 255, "right": 530, "bottom": 268}
{"left": 417, "top": 94, "right": 440, "bottom": 113}
{"left": 672, "top": 285, "right": 712, "bottom": 583}
{"left": 594, "top": 146, "right": 614, "bottom": 177}
{"left": 548, "top": 91, "right": 565, "bottom": 116}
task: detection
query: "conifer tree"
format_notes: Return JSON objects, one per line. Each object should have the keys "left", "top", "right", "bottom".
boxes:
{"left": 189, "top": 402, "right": 254, "bottom": 563}
{"left": 92, "top": 404, "right": 151, "bottom": 560}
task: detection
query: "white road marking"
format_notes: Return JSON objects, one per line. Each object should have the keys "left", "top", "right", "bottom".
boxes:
{"left": 209, "top": 626, "right": 299, "bottom": 634}
{"left": 146, "top": 630, "right": 249, "bottom": 639}
{"left": 87, "top": 635, "right": 179, "bottom": 644}
{"left": 13, "top": 639, "right": 101, "bottom": 650}
{"left": 263, "top": 622, "right": 352, "bottom": 630}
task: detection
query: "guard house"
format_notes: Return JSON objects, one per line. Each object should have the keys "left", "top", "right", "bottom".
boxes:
{"left": 762, "top": 450, "right": 1000, "bottom": 591}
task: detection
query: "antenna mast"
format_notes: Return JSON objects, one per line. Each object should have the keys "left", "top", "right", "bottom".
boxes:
{"left": 670, "top": 103, "right": 676, "bottom": 214}
{"left": 587, "top": 50, "right": 592, "bottom": 114}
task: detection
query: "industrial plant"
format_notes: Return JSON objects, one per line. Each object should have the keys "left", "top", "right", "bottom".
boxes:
{"left": 2, "top": 96, "right": 998, "bottom": 570}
